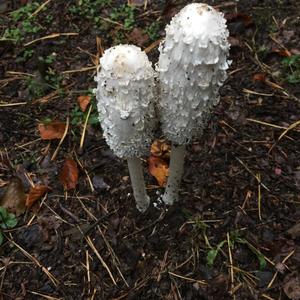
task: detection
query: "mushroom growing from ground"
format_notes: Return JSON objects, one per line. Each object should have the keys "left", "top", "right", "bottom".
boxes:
{"left": 157, "top": 3, "right": 231, "bottom": 205}
{"left": 94, "top": 44, "right": 156, "bottom": 212}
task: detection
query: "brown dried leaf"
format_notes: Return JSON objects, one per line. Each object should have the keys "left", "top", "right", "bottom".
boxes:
{"left": 26, "top": 185, "right": 50, "bottom": 208}
{"left": 226, "top": 12, "right": 253, "bottom": 27}
{"left": 148, "top": 156, "right": 169, "bottom": 187}
{"left": 77, "top": 95, "right": 91, "bottom": 112}
{"left": 38, "top": 121, "right": 66, "bottom": 140}
{"left": 0, "top": 177, "right": 26, "bottom": 216}
{"left": 271, "top": 48, "right": 291, "bottom": 57}
{"left": 59, "top": 159, "right": 79, "bottom": 190}
{"left": 253, "top": 73, "right": 267, "bottom": 82}
{"left": 128, "top": 28, "right": 149, "bottom": 47}
{"left": 150, "top": 140, "right": 171, "bottom": 159}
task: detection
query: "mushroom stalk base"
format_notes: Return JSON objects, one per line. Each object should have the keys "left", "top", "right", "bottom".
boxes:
{"left": 163, "top": 144, "right": 186, "bottom": 205}
{"left": 127, "top": 157, "right": 150, "bottom": 213}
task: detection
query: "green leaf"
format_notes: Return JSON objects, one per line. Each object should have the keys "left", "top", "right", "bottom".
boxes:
{"left": 207, "top": 249, "right": 219, "bottom": 266}
{"left": 206, "top": 240, "right": 227, "bottom": 266}
{"left": 0, "top": 207, "right": 17, "bottom": 229}
{"left": 6, "top": 213, "right": 18, "bottom": 228}
{"left": 236, "top": 238, "right": 266, "bottom": 270}
{"left": 0, "top": 231, "right": 3, "bottom": 245}
{"left": 0, "top": 207, "right": 8, "bottom": 219}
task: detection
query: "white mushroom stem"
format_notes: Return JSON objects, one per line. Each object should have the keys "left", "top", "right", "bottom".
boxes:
{"left": 162, "top": 144, "right": 186, "bottom": 205}
{"left": 127, "top": 157, "right": 150, "bottom": 212}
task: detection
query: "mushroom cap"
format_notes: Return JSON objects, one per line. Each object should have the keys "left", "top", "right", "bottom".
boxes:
{"left": 95, "top": 45, "right": 157, "bottom": 158}
{"left": 157, "top": 3, "right": 231, "bottom": 145}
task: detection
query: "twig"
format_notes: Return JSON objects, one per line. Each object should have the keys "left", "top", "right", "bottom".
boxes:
{"left": 30, "top": 0, "right": 51, "bottom": 17}
{"left": 85, "top": 236, "right": 117, "bottom": 286}
{"left": 242, "top": 88, "right": 273, "bottom": 97}
{"left": 27, "top": 290, "right": 62, "bottom": 300}
{"left": 257, "top": 173, "right": 262, "bottom": 221}
{"left": 62, "top": 66, "right": 97, "bottom": 74}
{"left": 9, "top": 238, "right": 59, "bottom": 286}
{"left": 267, "top": 249, "right": 295, "bottom": 288}
{"left": 236, "top": 157, "right": 270, "bottom": 191}
{"left": 268, "top": 119, "right": 300, "bottom": 153}
{"left": 51, "top": 116, "right": 69, "bottom": 161}
{"left": 24, "top": 33, "right": 78, "bottom": 47}
{"left": 80, "top": 104, "right": 92, "bottom": 151}
{"left": 168, "top": 271, "right": 207, "bottom": 285}
{"left": 227, "top": 233, "right": 235, "bottom": 297}
{"left": 0, "top": 102, "right": 27, "bottom": 107}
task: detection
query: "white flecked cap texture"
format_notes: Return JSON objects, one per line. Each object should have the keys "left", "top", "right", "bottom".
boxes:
{"left": 157, "top": 3, "right": 231, "bottom": 145}
{"left": 95, "top": 44, "right": 157, "bottom": 158}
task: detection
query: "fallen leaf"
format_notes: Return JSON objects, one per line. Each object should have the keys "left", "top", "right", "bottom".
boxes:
{"left": 253, "top": 73, "right": 267, "bottom": 82}
{"left": 271, "top": 48, "right": 291, "bottom": 57}
{"left": 128, "top": 28, "right": 149, "bottom": 47}
{"left": 162, "top": 0, "right": 177, "bottom": 19}
{"left": 150, "top": 140, "right": 171, "bottom": 159}
{"left": 148, "top": 156, "right": 169, "bottom": 187}
{"left": 38, "top": 121, "right": 66, "bottom": 140}
{"left": 226, "top": 12, "right": 253, "bottom": 27}
{"left": 0, "top": 177, "right": 26, "bottom": 216}
{"left": 228, "top": 36, "right": 241, "bottom": 47}
{"left": 26, "top": 185, "right": 50, "bottom": 207}
{"left": 59, "top": 159, "right": 79, "bottom": 190}
{"left": 77, "top": 95, "right": 91, "bottom": 112}
{"left": 283, "top": 272, "right": 300, "bottom": 300}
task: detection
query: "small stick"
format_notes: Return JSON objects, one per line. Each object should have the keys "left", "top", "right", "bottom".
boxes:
{"left": 79, "top": 104, "right": 92, "bottom": 151}
{"left": 51, "top": 117, "right": 69, "bottom": 161}
{"left": 24, "top": 33, "right": 78, "bottom": 47}
{"left": 85, "top": 236, "right": 117, "bottom": 286}
{"left": 227, "top": 233, "right": 235, "bottom": 297}
{"left": 257, "top": 173, "right": 262, "bottom": 221}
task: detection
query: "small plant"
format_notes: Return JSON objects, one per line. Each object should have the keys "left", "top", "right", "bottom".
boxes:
{"left": 145, "top": 21, "right": 161, "bottom": 41}
{"left": 69, "top": 0, "right": 112, "bottom": 18}
{"left": 9, "top": 2, "right": 40, "bottom": 21}
{"left": 206, "top": 232, "right": 266, "bottom": 270}
{"left": 110, "top": 4, "right": 136, "bottom": 30}
{"left": 2, "top": 1, "right": 42, "bottom": 42}
{"left": 26, "top": 54, "right": 62, "bottom": 98}
{"left": 26, "top": 77, "right": 47, "bottom": 98}
{"left": 71, "top": 95, "right": 99, "bottom": 126}
{"left": 282, "top": 55, "right": 300, "bottom": 84}
{"left": 0, "top": 207, "right": 18, "bottom": 245}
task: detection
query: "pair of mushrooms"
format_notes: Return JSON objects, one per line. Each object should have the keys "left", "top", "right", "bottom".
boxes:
{"left": 94, "top": 3, "right": 230, "bottom": 212}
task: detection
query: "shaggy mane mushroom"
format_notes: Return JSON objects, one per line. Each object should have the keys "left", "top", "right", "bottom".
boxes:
{"left": 95, "top": 44, "right": 156, "bottom": 212}
{"left": 157, "top": 3, "right": 231, "bottom": 205}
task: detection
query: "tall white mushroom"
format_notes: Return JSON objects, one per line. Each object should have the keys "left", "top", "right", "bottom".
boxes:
{"left": 157, "top": 3, "right": 230, "bottom": 205}
{"left": 94, "top": 44, "right": 156, "bottom": 212}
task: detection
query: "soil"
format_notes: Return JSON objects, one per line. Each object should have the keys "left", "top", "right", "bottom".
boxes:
{"left": 1, "top": 0, "right": 300, "bottom": 299}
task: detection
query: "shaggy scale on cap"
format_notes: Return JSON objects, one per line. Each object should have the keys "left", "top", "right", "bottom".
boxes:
{"left": 157, "top": 3, "right": 231, "bottom": 145}
{"left": 95, "top": 44, "right": 156, "bottom": 158}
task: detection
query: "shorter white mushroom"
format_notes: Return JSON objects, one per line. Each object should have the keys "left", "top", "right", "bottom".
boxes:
{"left": 157, "top": 3, "right": 231, "bottom": 205}
{"left": 94, "top": 44, "right": 156, "bottom": 212}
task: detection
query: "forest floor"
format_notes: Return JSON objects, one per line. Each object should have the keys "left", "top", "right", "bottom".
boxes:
{"left": 1, "top": 0, "right": 300, "bottom": 299}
